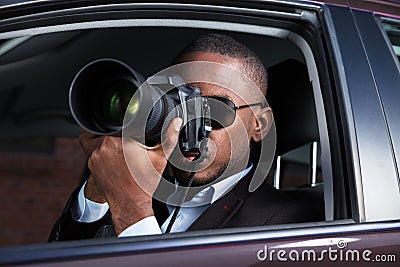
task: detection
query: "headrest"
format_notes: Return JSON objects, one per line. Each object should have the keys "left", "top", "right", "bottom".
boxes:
{"left": 267, "top": 59, "right": 319, "bottom": 155}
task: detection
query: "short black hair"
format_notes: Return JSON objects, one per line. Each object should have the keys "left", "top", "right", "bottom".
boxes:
{"left": 175, "top": 34, "right": 268, "bottom": 95}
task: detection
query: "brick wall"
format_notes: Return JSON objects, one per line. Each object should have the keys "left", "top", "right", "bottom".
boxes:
{"left": 0, "top": 138, "right": 86, "bottom": 246}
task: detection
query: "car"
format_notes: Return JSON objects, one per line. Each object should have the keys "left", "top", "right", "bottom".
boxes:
{"left": 0, "top": 0, "right": 399, "bottom": 266}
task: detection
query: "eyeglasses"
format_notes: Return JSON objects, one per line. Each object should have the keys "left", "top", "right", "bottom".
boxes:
{"left": 206, "top": 96, "right": 265, "bottom": 129}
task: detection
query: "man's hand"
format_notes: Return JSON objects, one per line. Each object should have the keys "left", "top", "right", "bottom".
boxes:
{"left": 79, "top": 129, "right": 106, "bottom": 204}
{"left": 80, "top": 118, "right": 182, "bottom": 235}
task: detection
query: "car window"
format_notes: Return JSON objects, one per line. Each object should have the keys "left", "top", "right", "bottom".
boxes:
{"left": 0, "top": 24, "right": 331, "bottom": 247}
{"left": 0, "top": 137, "right": 85, "bottom": 246}
{"left": 271, "top": 141, "right": 322, "bottom": 189}
{"left": 381, "top": 20, "right": 400, "bottom": 63}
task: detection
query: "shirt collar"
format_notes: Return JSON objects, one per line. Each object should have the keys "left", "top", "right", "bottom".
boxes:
{"left": 210, "top": 162, "right": 253, "bottom": 203}
{"left": 166, "top": 163, "right": 253, "bottom": 208}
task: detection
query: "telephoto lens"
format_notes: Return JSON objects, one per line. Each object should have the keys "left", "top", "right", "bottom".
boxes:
{"left": 69, "top": 59, "right": 142, "bottom": 134}
{"left": 69, "top": 58, "right": 211, "bottom": 154}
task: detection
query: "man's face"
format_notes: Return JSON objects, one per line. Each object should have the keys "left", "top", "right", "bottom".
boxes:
{"left": 169, "top": 52, "right": 262, "bottom": 186}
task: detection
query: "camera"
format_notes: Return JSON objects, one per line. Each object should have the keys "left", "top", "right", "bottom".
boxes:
{"left": 69, "top": 58, "right": 211, "bottom": 156}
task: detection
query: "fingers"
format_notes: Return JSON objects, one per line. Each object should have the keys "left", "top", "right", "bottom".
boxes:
{"left": 85, "top": 119, "right": 182, "bottom": 201}
{"left": 161, "top": 118, "right": 182, "bottom": 158}
{"left": 79, "top": 128, "right": 105, "bottom": 157}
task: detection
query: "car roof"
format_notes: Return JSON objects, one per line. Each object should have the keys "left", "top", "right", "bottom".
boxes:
{"left": 0, "top": 0, "right": 399, "bottom": 19}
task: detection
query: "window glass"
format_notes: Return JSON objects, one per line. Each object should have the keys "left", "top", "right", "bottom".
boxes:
{"left": 0, "top": 26, "right": 326, "bottom": 247}
{"left": 382, "top": 21, "right": 400, "bottom": 62}
{"left": 0, "top": 137, "right": 85, "bottom": 246}
{"left": 272, "top": 141, "right": 322, "bottom": 189}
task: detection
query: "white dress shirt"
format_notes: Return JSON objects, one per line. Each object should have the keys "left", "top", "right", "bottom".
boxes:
{"left": 73, "top": 164, "right": 253, "bottom": 237}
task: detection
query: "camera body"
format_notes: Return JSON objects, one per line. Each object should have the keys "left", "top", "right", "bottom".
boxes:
{"left": 69, "top": 58, "right": 211, "bottom": 157}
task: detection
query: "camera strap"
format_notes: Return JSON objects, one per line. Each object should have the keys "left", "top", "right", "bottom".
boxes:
{"left": 164, "top": 146, "right": 208, "bottom": 234}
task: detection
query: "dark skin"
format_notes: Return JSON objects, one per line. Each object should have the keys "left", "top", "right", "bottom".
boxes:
{"left": 81, "top": 118, "right": 182, "bottom": 234}
{"left": 81, "top": 52, "right": 273, "bottom": 235}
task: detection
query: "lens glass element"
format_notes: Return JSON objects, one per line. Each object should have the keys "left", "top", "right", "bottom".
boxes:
{"left": 102, "top": 79, "right": 137, "bottom": 127}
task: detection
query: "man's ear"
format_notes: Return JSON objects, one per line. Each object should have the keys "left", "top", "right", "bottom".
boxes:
{"left": 252, "top": 107, "right": 273, "bottom": 142}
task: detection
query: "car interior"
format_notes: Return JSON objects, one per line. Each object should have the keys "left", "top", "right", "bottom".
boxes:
{"left": 266, "top": 59, "right": 323, "bottom": 203}
{"left": 0, "top": 26, "right": 325, "bottom": 246}
{"left": 383, "top": 21, "right": 400, "bottom": 61}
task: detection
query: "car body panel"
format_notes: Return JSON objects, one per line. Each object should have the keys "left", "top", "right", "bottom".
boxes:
{"left": 351, "top": 10, "right": 400, "bottom": 220}
{"left": 0, "top": 0, "right": 398, "bottom": 19}
{"left": 319, "top": 4, "right": 400, "bottom": 222}
{"left": 347, "top": 0, "right": 400, "bottom": 18}
{"left": 329, "top": 6, "right": 400, "bottom": 222}
{"left": 2, "top": 221, "right": 400, "bottom": 266}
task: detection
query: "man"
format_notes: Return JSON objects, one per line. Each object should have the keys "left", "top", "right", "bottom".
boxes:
{"left": 49, "top": 34, "right": 322, "bottom": 241}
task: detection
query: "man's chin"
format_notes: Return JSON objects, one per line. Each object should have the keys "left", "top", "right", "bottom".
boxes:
{"left": 171, "top": 163, "right": 228, "bottom": 188}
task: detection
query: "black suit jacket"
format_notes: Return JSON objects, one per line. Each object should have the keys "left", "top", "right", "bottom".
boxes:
{"left": 49, "top": 171, "right": 324, "bottom": 241}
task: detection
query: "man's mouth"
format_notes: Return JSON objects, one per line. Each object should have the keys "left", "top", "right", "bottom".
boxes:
{"left": 183, "top": 152, "right": 206, "bottom": 162}
{"left": 186, "top": 156, "right": 196, "bottom": 161}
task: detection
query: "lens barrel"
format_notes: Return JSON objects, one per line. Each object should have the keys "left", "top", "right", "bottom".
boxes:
{"left": 69, "top": 58, "right": 176, "bottom": 145}
{"left": 69, "top": 58, "right": 210, "bottom": 153}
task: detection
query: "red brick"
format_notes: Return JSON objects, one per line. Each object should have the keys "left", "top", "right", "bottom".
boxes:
{"left": 0, "top": 138, "right": 86, "bottom": 246}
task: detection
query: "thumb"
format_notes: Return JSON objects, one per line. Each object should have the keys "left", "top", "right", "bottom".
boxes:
{"left": 161, "top": 118, "right": 182, "bottom": 158}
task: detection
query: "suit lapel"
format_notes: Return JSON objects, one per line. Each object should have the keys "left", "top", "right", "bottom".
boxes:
{"left": 152, "top": 175, "right": 176, "bottom": 225}
{"left": 187, "top": 194, "right": 244, "bottom": 230}
{"left": 187, "top": 170, "right": 253, "bottom": 231}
